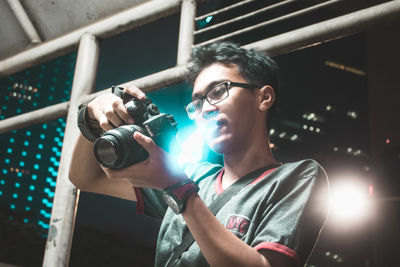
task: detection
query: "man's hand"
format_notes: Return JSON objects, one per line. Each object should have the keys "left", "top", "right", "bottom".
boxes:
{"left": 101, "top": 131, "right": 187, "bottom": 190}
{"left": 87, "top": 85, "right": 146, "bottom": 131}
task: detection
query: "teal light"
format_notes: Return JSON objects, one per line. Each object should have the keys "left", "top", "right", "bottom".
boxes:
{"left": 13, "top": 193, "right": 18, "bottom": 199}
{"left": 10, "top": 204, "right": 16, "bottom": 210}
{"left": 15, "top": 182, "right": 20, "bottom": 188}
{"left": 177, "top": 128, "right": 204, "bottom": 167}
{"left": 24, "top": 219, "right": 28, "bottom": 223}
{"left": 34, "top": 164, "right": 39, "bottom": 170}
{"left": 40, "top": 134, "right": 45, "bottom": 139}
{"left": 5, "top": 158, "right": 10, "bottom": 164}
{"left": 206, "top": 16, "right": 213, "bottom": 23}
{"left": 27, "top": 196, "right": 33, "bottom": 201}
{"left": 3, "top": 169, "right": 8, "bottom": 174}
{"left": 17, "top": 172, "right": 22, "bottom": 177}
{"left": 19, "top": 161, "right": 25, "bottom": 167}
{"left": 0, "top": 180, "right": 5, "bottom": 185}
{"left": 36, "top": 154, "right": 42, "bottom": 159}
{"left": 26, "top": 131, "right": 31, "bottom": 136}
{"left": 22, "top": 150, "right": 27, "bottom": 156}
{"left": 25, "top": 206, "right": 30, "bottom": 211}
{"left": 32, "top": 174, "right": 37, "bottom": 180}
{"left": 9, "top": 138, "right": 15, "bottom": 143}
{"left": 24, "top": 140, "right": 29, "bottom": 146}
{"left": 7, "top": 148, "right": 12, "bottom": 153}
{"left": 30, "top": 185, "right": 35, "bottom": 191}
{"left": 0, "top": 191, "right": 3, "bottom": 196}
{"left": 42, "top": 124, "right": 47, "bottom": 129}
{"left": 38, "top": 144, "right": 44, "bottom": 149}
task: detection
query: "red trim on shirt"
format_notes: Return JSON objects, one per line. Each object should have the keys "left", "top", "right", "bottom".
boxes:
{"left": 254, "top": 242, "right": 302, "bottom": 267}
{"left": 248, "top": 168, "right": 278, "bottom": 186}
{"left": 215, "top": 169, "right": 225, "bottom": 195}
{"left": 133, "top": 187, "right": 144, "bottom": 215}
{"left": 215, "top": 167, "right": 278, "bottom": 195}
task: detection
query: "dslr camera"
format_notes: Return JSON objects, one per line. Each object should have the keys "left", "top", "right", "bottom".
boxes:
{"left": 93, "top": 86, "right": 178, "bottom": 169}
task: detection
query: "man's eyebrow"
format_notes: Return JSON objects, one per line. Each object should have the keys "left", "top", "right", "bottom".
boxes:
{"left": 192, "top": 80, "right": 227, "bottom": 100}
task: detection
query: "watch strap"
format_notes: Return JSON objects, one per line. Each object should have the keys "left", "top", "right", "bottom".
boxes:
{"left": 77, "top": 103, "right": 102, "bottom": 142}
{"left": 163, "top": 179, "right": 199, "bottom": 214}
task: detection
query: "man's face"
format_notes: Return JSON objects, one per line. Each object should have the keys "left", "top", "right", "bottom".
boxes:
{"left": 192, "top": 63, "right": 261, "bottom": 155}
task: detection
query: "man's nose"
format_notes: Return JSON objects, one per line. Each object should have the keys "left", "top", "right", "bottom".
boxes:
{"left": 201, "top": 100, "right": 218, "bottom": 119}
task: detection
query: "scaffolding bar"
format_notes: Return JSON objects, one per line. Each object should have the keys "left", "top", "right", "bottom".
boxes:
{"left": 84, "top": 65, "right": 189, "bottom": 102}
{"left": 244, "top": 0, "right": 400, "bottom": 57}
{"left": 196, "top": 0, "right": 257, "bottom": 21}
{"left": 42, "top": 33, "right": 100, "bottom": 267}
{"left": 6, "top": 0, "right": 42, "bottom": 44}
{"left": 195, "top": 0, "right": 344, "bottom": 46}
{"left": 0, "top": 0, "right": 182, "bottom": 78}
{"left": 0, "top": 65, "right": 189, "bottom": 134}
{"left": 177, "top": 0, "right": 196, "bottom": 65}
{"left": 1, "top": 1, "right": 400, "bottom": 135}
{"left": 0, "top": 102, "right": 69, "bottom": 134}
{"left": 195, "top": 0, "right": 298, "bottom": 35}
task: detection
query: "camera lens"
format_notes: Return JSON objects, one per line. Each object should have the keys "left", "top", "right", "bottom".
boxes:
{"left": 94, "top": 137, "right": 119, "bottom": 167}
{"left": 93, "top": 125, "right": 148, "bottom": 169}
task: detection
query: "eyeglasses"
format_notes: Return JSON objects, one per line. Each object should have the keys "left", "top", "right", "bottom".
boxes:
{"left": 185, "top": 81, "right": 256, "bottom": 119}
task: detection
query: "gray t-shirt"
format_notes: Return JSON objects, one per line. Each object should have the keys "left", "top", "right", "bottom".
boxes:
{"left": 134, "top": 159, "right": 329, "bottom": 267}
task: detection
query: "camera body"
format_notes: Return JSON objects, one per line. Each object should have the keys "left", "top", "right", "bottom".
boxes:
{"left": 93, "top": 89, "right": 178, "bottom": 169}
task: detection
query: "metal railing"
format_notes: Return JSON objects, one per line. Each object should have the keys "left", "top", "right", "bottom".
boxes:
{"left": 0, "top": 0, "right": 399, "bottom": 266}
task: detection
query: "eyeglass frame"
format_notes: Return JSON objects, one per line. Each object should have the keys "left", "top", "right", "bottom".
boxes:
{"left": 185, "top": 81, "right": 257, "bottom": 119}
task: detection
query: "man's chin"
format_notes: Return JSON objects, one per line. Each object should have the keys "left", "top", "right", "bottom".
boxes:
{"left": 206, "top": 137, "right": 232, "bottom": 155}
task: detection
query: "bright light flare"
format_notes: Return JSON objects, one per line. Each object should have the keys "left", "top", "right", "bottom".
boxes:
{"left": 177, "top": 129, "right": 204, "bottom": 167}
{"left": 330, "top": 181, "right": 371, "bottom": 222}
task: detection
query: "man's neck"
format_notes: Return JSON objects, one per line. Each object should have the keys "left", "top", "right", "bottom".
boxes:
{"left": 221, "top": 138, "right": 279, "bottom": 190}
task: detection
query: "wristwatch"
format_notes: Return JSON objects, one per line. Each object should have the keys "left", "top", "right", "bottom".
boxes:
{"left": 163, "top": 179, "right": 199, "bottom": 215}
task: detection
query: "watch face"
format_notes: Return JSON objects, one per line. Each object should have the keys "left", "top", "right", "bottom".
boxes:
{"left": 163, "top": 193, "right": 180, "bottom": 214}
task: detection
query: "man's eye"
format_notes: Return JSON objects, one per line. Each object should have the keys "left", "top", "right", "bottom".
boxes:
{"left": 209, "top": 85, "right": 226, "bottom": 99}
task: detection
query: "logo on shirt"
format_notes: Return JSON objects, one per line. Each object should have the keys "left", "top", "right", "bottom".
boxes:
{"left": 224, "top": 214, "right": 250, "bottom": 237}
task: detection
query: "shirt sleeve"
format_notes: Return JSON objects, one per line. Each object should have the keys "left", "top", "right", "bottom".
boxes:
{"left": 251, "top": 160, "right": 329, "bottom": 266}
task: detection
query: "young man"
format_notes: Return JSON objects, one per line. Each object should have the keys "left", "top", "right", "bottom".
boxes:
{"left": 70, "top": 42, "right": 329, "bottom": 266}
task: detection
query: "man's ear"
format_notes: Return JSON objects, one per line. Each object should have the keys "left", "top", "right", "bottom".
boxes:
{"left": 258, "top": 85, "right": 275, "bottom": 111}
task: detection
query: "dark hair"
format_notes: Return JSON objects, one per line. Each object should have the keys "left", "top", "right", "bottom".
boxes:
{"left": 187, "top": 41, "right": 279, "bottom": 129}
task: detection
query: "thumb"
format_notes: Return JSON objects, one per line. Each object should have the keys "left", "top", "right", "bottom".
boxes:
{"left": 134, "top": 131, "right": 155, "bottom": 152}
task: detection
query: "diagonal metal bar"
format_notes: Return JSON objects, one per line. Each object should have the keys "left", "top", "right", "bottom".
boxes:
{"left": 244, "top": 0, "right": 400, "bottom": 57}
{"left": 195, "top": 0, "right": 298, "bottom": 35}
{"left": 0, "top": 0, "right": 182, "bottom": 78}
{"left": 195, "top": 0, "right": 345, "bottom": 46}
{"left": 196, "top": 0, "right": 258, "bottom": 21}
{"left": 42, "top": 33, "right": 99, "bottom": 267}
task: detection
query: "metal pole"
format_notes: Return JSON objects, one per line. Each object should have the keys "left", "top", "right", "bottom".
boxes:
{"left": 0, "top": 102, "right": 69, "bottom": 134}
{"left": 42, "top": 33, "right": 99, "bottom": 267}
{"left": 0, "top": 0, "right": 182, "bottom": 78}
{"left": 196, "top": 0, "right": 257, "bottom": 21}
{"left": 1, "top": 2, "right": 400, "bottom": 134}
{"left": 6, "top": 0, "right": 42, "bottom": 44}
{"left": 195, "top": 0, "right": 297, "bottom": 35}
{"left": 195, "top": 0, "right": 345, "bottom": 46}
{"left": 244, "top": 0, "right": 400, "bottom": 57}
{"left": 0, "top": 65, "right": 188, "bottom": 134}
{"left": 177, "top": 0, "right": 196, "bottom": 65}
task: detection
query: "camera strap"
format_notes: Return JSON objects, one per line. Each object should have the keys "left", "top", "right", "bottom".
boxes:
{"left": 166, "top": 164, "right": 280, "bottom": 267}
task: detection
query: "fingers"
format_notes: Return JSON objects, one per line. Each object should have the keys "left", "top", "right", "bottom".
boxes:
{"left": 124, "top": 85, "right": 146, "bottom": 100}
{"left": 134, "top": 132, "right": 155, "bottom": 152}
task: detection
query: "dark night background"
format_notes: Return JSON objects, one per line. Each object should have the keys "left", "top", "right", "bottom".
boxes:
{"left": 0, "top": 0, "right": 399, "bottom": 266}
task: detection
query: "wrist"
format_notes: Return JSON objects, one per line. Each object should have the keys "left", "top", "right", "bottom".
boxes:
{"left": 162, "top": 179, "right": 199, "bottom": 215}
{"left": 77, "top": 103, "right": 102, "bottom": 142}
